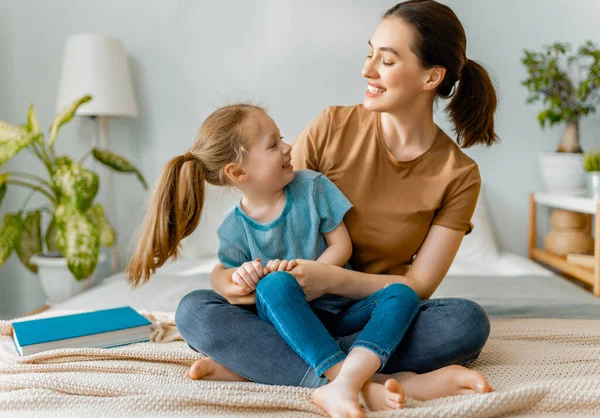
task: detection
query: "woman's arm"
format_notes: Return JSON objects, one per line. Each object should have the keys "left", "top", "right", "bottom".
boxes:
{"left": 317, "top": 222, "right": 352, "bottom": 267}
{"left": 333, "top": 225, "right": 464, "bottom": 299}
{"left": 210, "top": 263, "right": 257, "bottom": 305}
{"left": 292, "top": 225, "right": 465, "bottom": 300}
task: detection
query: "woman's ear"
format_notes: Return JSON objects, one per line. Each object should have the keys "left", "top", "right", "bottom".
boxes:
{"left": 422, "top": 66, "right": 446, "bottom": 91}
{"left": 224, "top": 162, "right": 249, "bottom": 184}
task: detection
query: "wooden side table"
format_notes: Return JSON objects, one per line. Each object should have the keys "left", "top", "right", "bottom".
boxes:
{"left": 529, "top": 192, "right": 600, "bottom": 297}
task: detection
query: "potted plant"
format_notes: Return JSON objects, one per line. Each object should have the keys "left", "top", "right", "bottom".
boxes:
{"left": 521, "top": 41, "right": 600, "bottom": 194}
{"left": 0, "top": 95, "right": 147, "bottom": 304}
{"left": 584, "top": 149, "right": 600, "bottom": 201}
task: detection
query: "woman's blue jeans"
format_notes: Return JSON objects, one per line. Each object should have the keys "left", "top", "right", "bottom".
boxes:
{"left": 255, "top": 272, "right": 420, "bottom": 377}
{"left": 175, "top": 275, "right": 491, "bottom": 388}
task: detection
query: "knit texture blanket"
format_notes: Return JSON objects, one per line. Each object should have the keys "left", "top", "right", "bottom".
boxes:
{"left": 1, "top": 311, "right": 599, "bottom": 417}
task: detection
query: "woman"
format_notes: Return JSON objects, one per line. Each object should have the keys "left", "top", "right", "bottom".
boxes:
{"left": 175, "top": 0, "right": 497, "bottom": 406}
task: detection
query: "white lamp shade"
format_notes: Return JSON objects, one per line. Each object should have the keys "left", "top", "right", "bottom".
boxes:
{"left": 56, "top": 34, "right": 138, "bottom": 117}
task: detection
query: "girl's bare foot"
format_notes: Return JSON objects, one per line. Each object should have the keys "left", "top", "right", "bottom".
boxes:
{"left": 312, "top": 381, "right": 364, "bottom": 418}
{"left": 185, "top": 357, "right": 249, "bottom": 382}
{"left": 372, "top": 364, "right": 493, "bottom": 401}
{"left": 360, "top": 378, "right": 404, "bottom": 411}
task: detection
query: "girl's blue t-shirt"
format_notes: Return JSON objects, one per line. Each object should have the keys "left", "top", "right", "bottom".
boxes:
{"left": 217, "top": 169, "right": 353, "bottom": 313}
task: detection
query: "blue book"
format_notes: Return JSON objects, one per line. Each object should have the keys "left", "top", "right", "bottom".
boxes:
{"left": 12, "top": 306, "right": 152, "bottom": 356}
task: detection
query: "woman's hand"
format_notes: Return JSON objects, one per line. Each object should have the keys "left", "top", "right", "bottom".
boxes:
{"left": 287, "top": 259, "right": 334, "bottom": 301}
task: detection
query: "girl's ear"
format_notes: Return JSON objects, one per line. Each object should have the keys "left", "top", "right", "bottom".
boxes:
{"left": 224, "top": 162, "right": 249, "bottom": 183}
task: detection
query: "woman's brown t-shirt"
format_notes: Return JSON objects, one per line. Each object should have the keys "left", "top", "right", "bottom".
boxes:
{"left": 291, "top": 104, "right": 481, "bottom": 276}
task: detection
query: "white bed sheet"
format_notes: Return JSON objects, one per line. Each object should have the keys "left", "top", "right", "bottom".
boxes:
{"left": 446, "top": 252, "right": 554, "bottom": 276}
{"left": 47, "top": 268, "right": 213, "bottom": 313}
{"left": 48, "top": 252, "right": 554, "bottom": 313}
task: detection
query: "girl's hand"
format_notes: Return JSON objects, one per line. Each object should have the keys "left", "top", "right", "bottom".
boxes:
{"left": 232, "top": 259, "right": 267, "bottom": 291}
{"left": 287, "top": 259, "right": 332, "bottom": 301}
{"left": 265, "top": 259, "right": 296, "bottom": 273}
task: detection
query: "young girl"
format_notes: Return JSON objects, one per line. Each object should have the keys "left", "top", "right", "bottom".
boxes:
{"left": 125, "top": 103, "right": 421, "bottom": 417}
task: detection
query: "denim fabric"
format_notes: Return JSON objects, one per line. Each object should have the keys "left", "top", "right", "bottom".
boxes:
{"left": 255, "top": 272, "right": 420, "bottom": 376}
{"left": 175, "top": 288, "right": 490, "bottom": 388}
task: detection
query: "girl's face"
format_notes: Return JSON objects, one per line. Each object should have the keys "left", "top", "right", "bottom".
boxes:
{"left": 362, "top": 17, "right": 429, "bottom": 113}
{"left": 240, "top": 111, "right": 294, "bottom": 193}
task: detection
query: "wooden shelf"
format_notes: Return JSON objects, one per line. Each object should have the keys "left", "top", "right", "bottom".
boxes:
{"left": 529, "top": 192, "right": 600, "bottom": 297}
{"left": 530, "top": 248, "right": 594, "bottom": 286}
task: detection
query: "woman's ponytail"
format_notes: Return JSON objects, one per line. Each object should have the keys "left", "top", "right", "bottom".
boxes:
{"left": 448, "top": 59, "right": 499, "bottom": 148}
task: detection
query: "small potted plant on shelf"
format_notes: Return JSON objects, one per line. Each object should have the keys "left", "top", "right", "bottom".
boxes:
{"left": 584, "top": 149, "right": 600, "bottom": 200}
{"left": 0, "top": 95, "right": 147, "bottom": 304}
{"left": 521, "top": 41, "right": 600, "bottom": 195}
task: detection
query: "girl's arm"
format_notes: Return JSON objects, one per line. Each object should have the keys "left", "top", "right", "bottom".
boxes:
{"left": 317, "top": 222, "right": 353, "bottom": 267}
{"left": 292, "top": 225, "right": 465, "bottom": 301}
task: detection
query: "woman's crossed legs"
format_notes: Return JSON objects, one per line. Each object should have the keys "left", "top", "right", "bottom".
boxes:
{"left": 175, "top": 280, "right": 492, "bottom": 416}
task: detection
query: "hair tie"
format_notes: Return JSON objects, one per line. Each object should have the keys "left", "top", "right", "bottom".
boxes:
{"left": 183, "top": 152, "right": 194, "bottom": 162}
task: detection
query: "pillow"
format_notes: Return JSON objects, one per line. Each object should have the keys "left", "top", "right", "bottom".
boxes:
{"left": 179, "top": 184, "right": 240, "bottom": 260}
{"left": 452, "top": 187, "right": 500, "bottom": 263}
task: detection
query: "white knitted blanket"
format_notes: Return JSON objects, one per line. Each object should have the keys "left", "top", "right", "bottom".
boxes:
{"left": 1, "top": 311, "right": 599, "bottom": 417}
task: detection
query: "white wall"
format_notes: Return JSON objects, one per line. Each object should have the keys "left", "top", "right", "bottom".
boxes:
{"left": 1, "top": 0, "right": 600, "bottom": 318}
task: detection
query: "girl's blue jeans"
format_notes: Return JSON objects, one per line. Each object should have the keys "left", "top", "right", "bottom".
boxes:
{"left": 255, "top": 272, "right": 420, "bottom": 377}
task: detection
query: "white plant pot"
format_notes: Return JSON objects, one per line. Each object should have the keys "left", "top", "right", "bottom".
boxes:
{"left": 587, "top": 172, "right": 600, "bottom": 201}
{"left": 30, "top": 253, "right": 107, "bottom": 305}
{"left": 538, "top": 152, "right": 586, "bottom": 195}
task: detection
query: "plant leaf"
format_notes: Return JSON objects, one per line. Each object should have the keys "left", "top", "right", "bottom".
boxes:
{"left": 48, "top": 95, "right": 92, "bottom": 147}
{"left": 45, "top": 216, "right": 60, "bottom": 252}
{"left": 55, "top": 204, "right": 100, "bottom": 280}
{"left": 0, "top": 121, "right": 38, "bottom": 166}
{"left": 0, "top": 121, "right": 28, "bottom": 142}
{"left": 92, "top": 148, "right": 148, "bottom": 189}
{"left": 27, "top": 103, "right": 41, "bottom": 135}
{"left": 86, "top": 203, "right": 116, "bottom": 247}
{"left": 0, "top": 184, "right": 6, "bottom": 208}
{"left": 0, "top": 213, "right": 23, "bottom": 267}
{"left": 0, "top": 173, "right": 8, "bottom": 208}
{"left": 16, "top": 210, "right": 42, "bottom": 273}
{"left": 52, "top": 156, "right": 99, "bottom": 211}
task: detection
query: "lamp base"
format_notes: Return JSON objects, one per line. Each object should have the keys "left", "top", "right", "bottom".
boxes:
{"left": 96, "top": 116, "right": 120, "bottom": 273}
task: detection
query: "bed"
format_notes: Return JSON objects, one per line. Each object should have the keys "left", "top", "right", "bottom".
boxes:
{"left": 1, "top": 193, "right": 600, "bottom": 417}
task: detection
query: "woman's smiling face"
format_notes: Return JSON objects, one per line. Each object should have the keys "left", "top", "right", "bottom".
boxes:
{"left": 362, "top": 17, "right": 428, "bottom": 113}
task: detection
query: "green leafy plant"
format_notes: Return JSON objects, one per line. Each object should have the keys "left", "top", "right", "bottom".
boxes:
{"left": 0, "top": 96, "right": 147, "bottom": 280}
{"left": 584, "top": 149, "right": 600, "bottom": 172}
{"left": 521, "top": 41, "right": 600, "bottom": 152}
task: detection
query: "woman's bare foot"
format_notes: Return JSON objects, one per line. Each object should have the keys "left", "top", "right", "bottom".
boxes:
{"left": 360, "top": 379, "right": 404, "bottom": 411}
{"left": 185, "top": 357, "right": 249, "bottom": 382}
{"left": 312, "top": 381, "right": 364, "bottom": 418}
{"left": 372, "top": 365, "right": 493, "bottom": 401}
